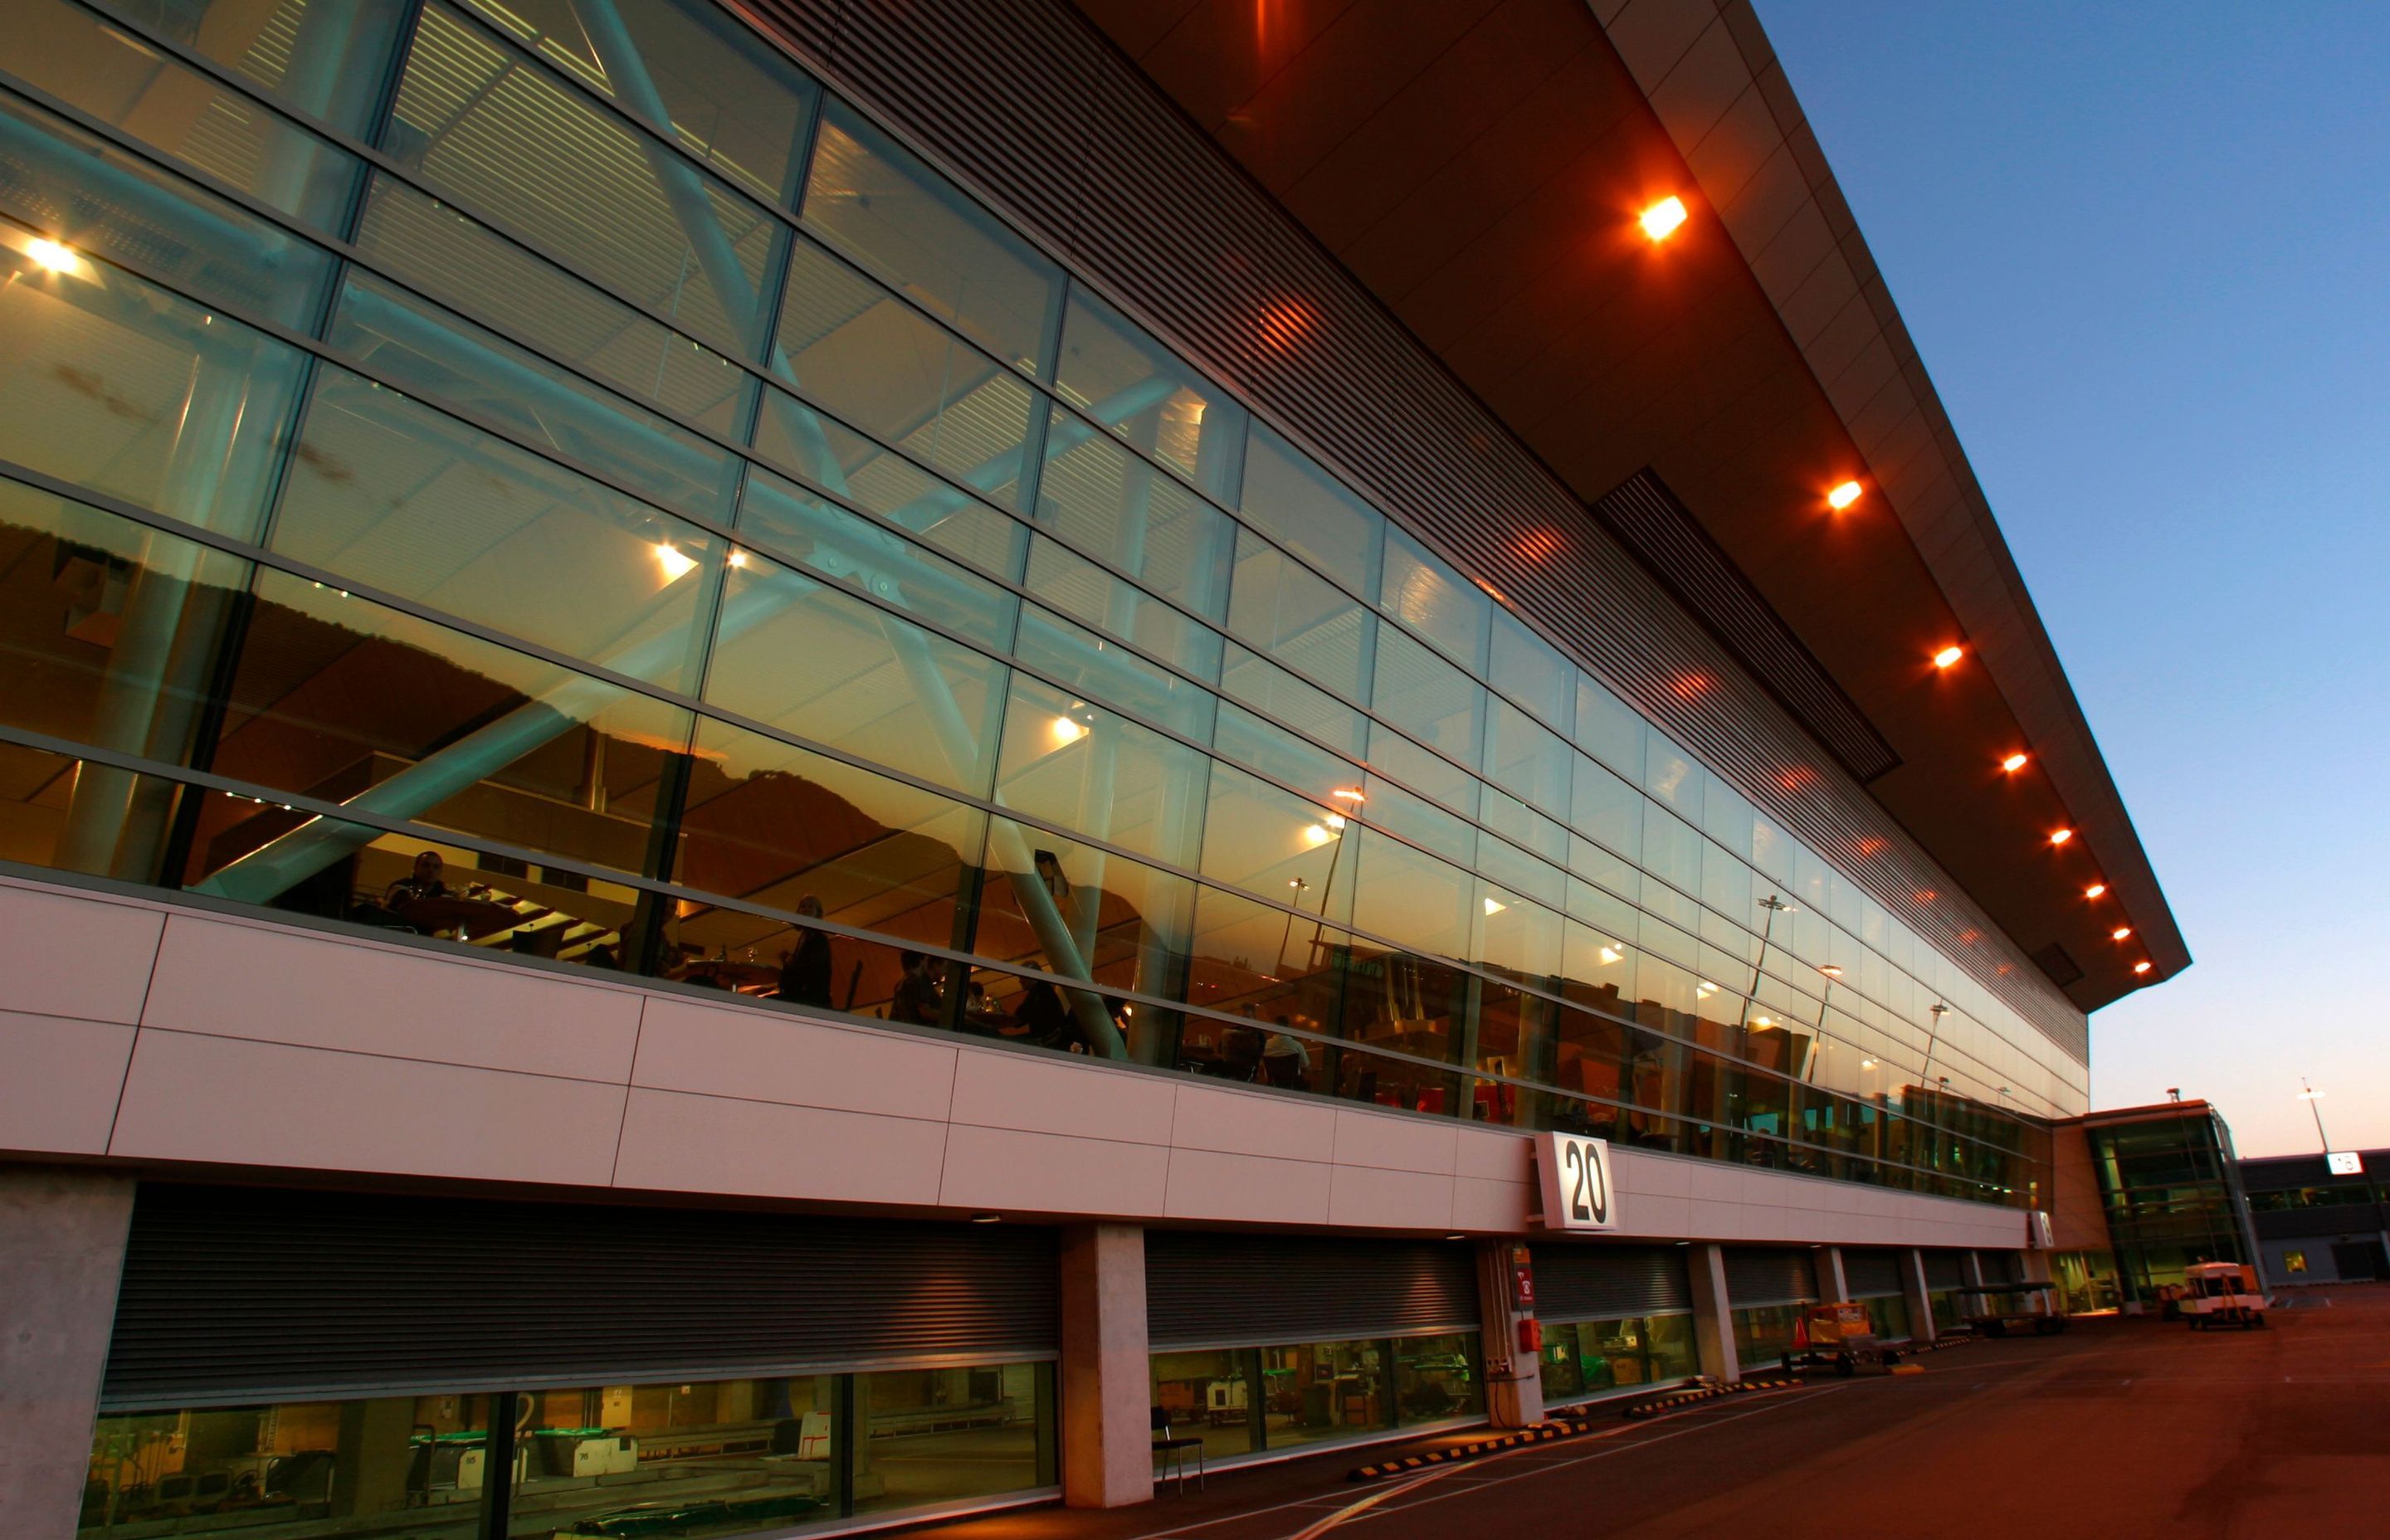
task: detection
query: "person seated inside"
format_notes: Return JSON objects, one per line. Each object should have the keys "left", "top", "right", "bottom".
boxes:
{"left": 776, "top": 895, "right": 834, "bottom": 1007}
{"left": 1261, "top": 1016, "right": 1311, "bottom": 1089}
{"left": 886, "top": 949, "right": 944, "bottom": 1026}
{"left": 383, "top": 850, "right": 451, "bottom": 912}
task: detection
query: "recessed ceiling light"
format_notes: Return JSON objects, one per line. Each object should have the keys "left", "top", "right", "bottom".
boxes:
{"left": 1482, "top": 896, "right": 1507, "bottom": 916}
{"left": 1827, "top": 480, "right": 1863, "bottom": 511}
{"left": 2049, "top": 828, "right": 2074, "bottom": 846}
{"left": 970, "top": 1212, "right": 1002, "bottom": 1224}
{"left": 25, "top": 236, "right": 80, "bottom": 275}
{"left": 1640, "top": 196, "right": 1688, "bottom": 241}
{"left": 2133, "top": 961, "right": 2153, "bottom": 975}
{"left": 1932, "top": 645, "right": 1964, "bottom": 670}
{"left": 652, "top": 542, "right": 696, "bottom": 581}
{"left": 2085, "top": 882, "right": 2107, "bottom": 899}
{"left": 2001, "top": 753, "right": 2029, "bottom": 772}
{"left": 2111, "top": 926, "right": 2132, "bottom": 941}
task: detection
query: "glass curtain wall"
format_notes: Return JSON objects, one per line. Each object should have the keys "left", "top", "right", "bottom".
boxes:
{"left": 1537, "top": 1313, "right": 1697, "bottom": 1403}
{"left": 1148, "top": 1334, "right": 1482, "bottom": 1466}
{"left": 80, "top": 1365, "right": 1056, "bottom": 1540}
{"left": 0, "top": 0, "right": 2071, "bottom": 1203}
{"left": 2086, "top": 1112, "right": 2256, "bottom": 1303}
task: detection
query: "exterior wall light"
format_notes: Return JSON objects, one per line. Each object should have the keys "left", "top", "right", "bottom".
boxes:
{"left": 1639, "top": 196, "right": 1688, "bottom": 240}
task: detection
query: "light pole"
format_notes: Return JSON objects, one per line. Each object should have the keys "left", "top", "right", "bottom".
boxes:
{"left": 1275, "top": 879, "right": 1310, "bottom": 977}
{"left": 2297, "top": 1079, "right": 2333, "bottom": 1155}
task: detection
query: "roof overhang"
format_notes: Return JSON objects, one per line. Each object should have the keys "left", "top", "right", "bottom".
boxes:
{"left": 1074, "top": 0, "right": 2185, "bottom": 1011}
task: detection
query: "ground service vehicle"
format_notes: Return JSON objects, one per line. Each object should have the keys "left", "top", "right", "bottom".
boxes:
{"left": 2181, "top": 1261, "right": 2267, "bottom": 1331}
{"left": 1781, "top": 1302, "right": 1905, "bottom": 1376}
{"left": 1955, "top": 1282, "right": 2067, "bottom": 1338}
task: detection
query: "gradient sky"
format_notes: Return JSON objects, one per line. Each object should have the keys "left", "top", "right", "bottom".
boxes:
{"left": 1758, "top": 3, "right": 2390, "bottom": 1157}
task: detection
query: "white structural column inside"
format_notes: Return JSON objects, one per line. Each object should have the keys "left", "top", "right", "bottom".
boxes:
{"left": 1475, "top": 1240, "right": 1543, "bottom": 1427}
{"left": 1686, "top": 1242, "right": 1740, "bottom": 1383}
{"left": 1818, "top": 1245, "right": 1851, "bottom": 1304}
{"left": 0, "top": 1166, "right": 134, "bottom": 1536}
{"left": 1059, "top": 1224, "right": 1152, "bottom": 1508}
{"left": 1902, "top": 1248, "right": 1939, "bottom": 1343}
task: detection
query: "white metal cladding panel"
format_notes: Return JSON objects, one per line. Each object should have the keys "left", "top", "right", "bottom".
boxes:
{"left": 730, "top": 0, "right": 2088, "bottom": 1065}
{"left": 1722, "top": 1245, "right": 1820, "bottom": 1306}
{"left": 1532, "top": 1242, "right": 1693, "bottom": 1322}
{"left": 101, "top": 1184, "right": 1059, "bottom": 1409}
{"left": 1144, "top": 1231, "right": 1480, "bottom": 1349}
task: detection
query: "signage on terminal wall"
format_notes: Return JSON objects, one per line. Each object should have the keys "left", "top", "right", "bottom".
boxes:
{"left": 2327, "top": 1152, "right": 2364, "bottom": 1177}
{"left": 2025, "top": 1210, "right": 2054, "bottom": 1250}
{"left": 1534, "top": 1133, "right": 1617, "bottom": 1231}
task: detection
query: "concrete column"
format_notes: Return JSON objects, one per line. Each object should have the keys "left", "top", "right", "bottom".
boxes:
{"left": 1686, "top": 1243, "right": 1739, "bottom": 1383}
{"left": 1817, "top": 1245, "right": 1850, "bottom": 1302}
{"left": 1900, "top": 1248, "right": 1939, "bottom": 1344}
{"left": 1058, "top": 1224, "right": 1152, "bottom": 1508}
{"left": 1475, "top": 1241, "right": 1543, "bottom": 1428}
{"left": 1961, "top": 1250, "right": 1989, "bottom": 1289}
{"left": 2017, "top": 1247, "right": 2055, "bottom": 1287}
{"left": 0, "top": 1165, "right": 135, "bottom": 1536}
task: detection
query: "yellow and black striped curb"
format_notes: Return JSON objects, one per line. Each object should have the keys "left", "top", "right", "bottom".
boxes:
{"left": 1347, "top": 1418, "right": 1599, "bottom": 1480}
{"left": 1619, "top": 1376, "right": 1797, "bottom": 1419}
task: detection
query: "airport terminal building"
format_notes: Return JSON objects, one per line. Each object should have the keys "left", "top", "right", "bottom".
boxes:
{"left": 0, "top": 0, "right": 2187, "bottom": 1535}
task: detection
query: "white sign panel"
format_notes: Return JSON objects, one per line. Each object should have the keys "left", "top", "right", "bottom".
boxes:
{"left": 1535, "top": 1133, "right": 1617, "bottom": 1231}
{"left": 2025, "top": 1210, "right": 2054, "bottom": 1250}
{"left": 2326, "top": 1151, "right": 2364, "bottom": 1177}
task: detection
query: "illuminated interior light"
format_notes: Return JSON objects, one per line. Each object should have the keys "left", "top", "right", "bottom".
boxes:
{"left": 2001, "top": 753, "right": 2029, "bottom": 772}
{"left": 1302, "top": 824, "right": 1334, "bottom": 848}
{"left": 1597, "top": 945, "right": 1622, "bottom": 966}
{"left": 2084, "top": 882, "right": 2107, "bottom": 899}
{"left": 969, "top": 1212, "right": 1002, "bottom": 1224}
{"left": 1826, "top": 480, "right": 1863, "bottom": 511}
{"left": 2133, "top": 961, "right": 2153, "bottom": 975}
{"left": 1482, "top": 896, "right": 1507, "bottom": 917}
{"left": 726, "top": 548, "right": 749, "bottom": 568}
{"left": 1932, "top": 645, "right": 1964, "bottom": 670}
{"left": 2049, "top": 828, "right": 2074, "bottom": 846}
{"left": 1048, "top": 716, "right": 1085, "bottom": 747}
{"left": 1324, "top": 813, "right": 1346, "bottom": 830}
{"left": 2111, "top": 926, "right": 2133, "bottom": 941}
{"left": 25, "top": 237, "right": 80, "bottom": 275}
{"left": 1696, "top": 981, "right": 1717, "bottom": 997}
{"left": 1819, "top": 964, "right": 1844, "bottom": 978}
{"left": 1861, "top": 1059, "right": 1876, "bottom": 1070}
{"left": 1753, "top": 1016, "right": 1774, "bottom": 1028}
{"left": 652, "top": 542, "right": 696, "bottom": 581}
{"left": 1638, "top": 196, "right": 1689, "bottom": 241}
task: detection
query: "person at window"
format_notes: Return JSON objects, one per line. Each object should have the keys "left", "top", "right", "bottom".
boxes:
{"left": 888, "top": 949, "right": 944, "bottom": 1026}
{"left": 1261, "top": 1015, "right": 1311, "bottom": 1089}
{"left": 384, "top": 850, "right": 451, "bottom": 911}
{"left": 1010, "top": 968, "right": 1081, "bottom": 1050}
{"left": 777, "top": 895, "right": 834, "bottom": 1007}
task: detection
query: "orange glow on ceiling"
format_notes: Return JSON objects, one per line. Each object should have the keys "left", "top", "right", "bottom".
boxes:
{"left": 1256, "top": 297, "right": 1317, "bottom": 353}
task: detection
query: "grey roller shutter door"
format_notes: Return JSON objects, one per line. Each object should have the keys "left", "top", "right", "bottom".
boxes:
{"left": 1533, "top": 1244, "right": 1691, "bottom": 1322}
{"left": 1722, "top": 1247, "right": 1818, "bottom": 1307}
{"left": 1144, "top": 1233, "right": 1478, "bottom": 1349}
{"left": 1922, "top": 1250, "right": 1968, "bottom": 1289}
{"left": 1841, "top": 1250, "right": 1905, "bottom": 1298}
{"left": 1976, "top": 1250, "right": 2023, "bottom": 1284}
{"left": 102, "top": 1185, "right": 1057, "bottom": 1411}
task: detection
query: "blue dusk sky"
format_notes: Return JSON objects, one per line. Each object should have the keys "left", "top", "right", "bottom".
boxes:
{"left": 1761, "top": 3, "right": 2390, "bottom": 1157}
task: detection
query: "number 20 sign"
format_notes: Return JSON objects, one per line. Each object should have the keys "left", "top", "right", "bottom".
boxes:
{"left": 1535, "top": 1133, "right": 1617, "bottom": 1231}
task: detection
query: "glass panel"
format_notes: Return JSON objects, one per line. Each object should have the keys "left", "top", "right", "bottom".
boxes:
{"left": 1485, "top": 697, "right": 1568, "bottom": 821}
{"left": 0, "top": 90, "right": 339, "bottom": 329}
{"left": 80, "top": 0, "right": 413, "bottom": 139}
{"left": 1393, "top": 1333, "right": 1481, "bottom": 1423}
{"left": 327, "top": 270, "right": 740, "bottom": 524}
{"left": 472, "top": 0, "right": 819, "bottom": 206}
{"left": 1236, "top": 425, "right": 1381, "bottom": 597}
{"left": 1151, "top": 1350, "right": 1253, "bottom": 1461}
{"left": 390, "top": 4, "right": 777, "bottom": 358}
{"left": 802, "top": 99, "right": 1062, "bottom": 374}
{"left": 775, "top": 236, "right": 1036, "bottom": 506}
{"left": 973, "top": 818, "right": 1193, "bottom": 1042}
{"left": 1490, "top": 609, "right": 1571, "bottom": 731}
{"left": 1227, "top": 529, "right": 1372, "bottom": 702}
{"left": 850, "top": 1362, "right": 1051, "bottom": 1518}
{"left": 271, "top": 364, "right": 721, "bottom": 694}
{"left": 1217, "top": 645, "right": 1368, "bottom": 763}
{"left": 702, "top": 546, "right": 1007, "bottom": 797}
{"left": 81, "top": 1394, "right": 485, "bottom": 1540}
{"left": 1026, "top": 535, "right": 1222, "bottom": 686}
{"left": 1730, "top": 1304, "right": 1803, "bottom": 1367}
{"left": 350, "top": 173, "right": 752, "bottom": 439}
{"left": 1197, "top": 763, "right": 1356, "bottom": 922}
{"left": 1574, "top": 674, "right": 1645, "bottom": 778}
{"left": 12, "top": 0, "right": 368, "bottom": 231}
{"left": 737, "top": 463, "right": 1017, "bottom": 654}
{"left": 1371, "top": 626, "right": 1481, "bottom": 769}
{"left": 1036, "top": 406, "right": 1232, "bottom": 620}
{"left": 0, "top": 229, "right": 305, "bottom": 539}
{"left": 993, "top": 672, "right": 1210, "bottom": 870}
{"left": 746, "top": 404, "right": 1024, "bottom": 581}
{"left": 502, "top": 1377, "right": 838, "bottom": 1538}
{"left": 1379, "top": 527, "right": 1486, "bottom": 670}
{"left": 1056, "top": 286, "right": 1246, "bottom": 499}
{"left": 1260, "top": 1341, "right": 1387, "bottom": 1450}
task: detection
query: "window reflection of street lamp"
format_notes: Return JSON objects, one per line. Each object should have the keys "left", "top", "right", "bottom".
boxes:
{"left": 1921, "top": 1001, "right": 1950, "bottom": 1084}
{"left": 1275, "top": 878, "right": 1310, "bottom": 977}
